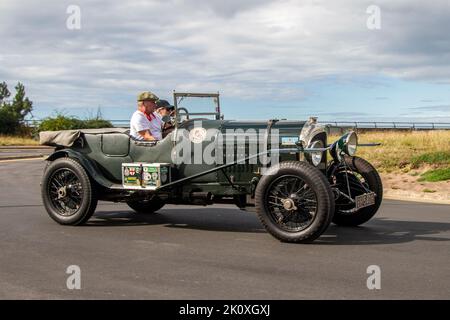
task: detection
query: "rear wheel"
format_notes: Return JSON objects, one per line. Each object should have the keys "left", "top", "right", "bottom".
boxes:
{"left": 330, "top": 156, "right": 383, "bottom": 226}
{"left": 255, "top": 161, "right": 334, "bottom": 243}
{"left": 41, "top": 158, "right": 97, "bottom": 225}
{"left": 126, "top": 196, "right": 165, "bottom": 214}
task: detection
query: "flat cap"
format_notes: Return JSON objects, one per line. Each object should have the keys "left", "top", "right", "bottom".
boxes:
{"left": 137, "top": 91, "right": 159, "bottom": 102}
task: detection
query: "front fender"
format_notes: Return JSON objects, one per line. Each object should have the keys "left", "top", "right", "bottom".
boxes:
{"left": 46, "top": 149, "right": 115, "bottom": 188}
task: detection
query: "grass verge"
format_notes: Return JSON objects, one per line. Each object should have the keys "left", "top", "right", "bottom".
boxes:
{"left": 418, "top": 168, "right": 450, "bottom": 182}
{"left": 0, "top": 135, "right": 39, "bottom": 146}
{"left": 331, "top": 130, "right": 450, "bottom": 180}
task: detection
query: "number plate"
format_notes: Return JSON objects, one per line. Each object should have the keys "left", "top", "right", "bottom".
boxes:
{"left": 355, "top": 192, "right": 376, "bottom": 210}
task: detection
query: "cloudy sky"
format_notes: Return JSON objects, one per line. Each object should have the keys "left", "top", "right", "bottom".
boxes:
{"left": 1, "top": 0, "right": 450, "bottom": 122}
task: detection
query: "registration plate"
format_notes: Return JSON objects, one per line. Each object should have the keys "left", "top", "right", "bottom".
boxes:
{"left": 355, "top": 192, "right": 376, "bottom": 210}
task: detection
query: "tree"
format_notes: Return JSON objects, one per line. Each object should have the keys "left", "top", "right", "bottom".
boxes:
{"left": 0, "top": 81, "right": 10, "bottom": 104}
{"left": 0, "top": 82, "right": 33, "bottom": 135}
{"left": 11, "top": 82, "right": 33, "bottom": 120}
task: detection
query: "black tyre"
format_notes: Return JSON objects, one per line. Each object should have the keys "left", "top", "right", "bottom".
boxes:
{"left": 126, "top": 196, "right": 165, "bottom": 214}
{"left": 331, "top": 156, "right": 383, "bottom": 226}
{"left": 255, "top": 161, "right": 335, "bottom": 243}
{"left": 41, "top": 158, "right": 97, "bottom": 225}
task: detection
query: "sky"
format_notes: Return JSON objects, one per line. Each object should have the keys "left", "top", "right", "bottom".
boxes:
{"left": 1, "top": 0, "right": 450, "bottom": 122}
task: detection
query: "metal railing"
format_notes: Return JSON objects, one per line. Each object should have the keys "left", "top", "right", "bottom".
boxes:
{"left": 23, "top": 119, "right": 450, "bottom": 130}
{"left": 321, "top": 121, "right": 450, "bottom": 130}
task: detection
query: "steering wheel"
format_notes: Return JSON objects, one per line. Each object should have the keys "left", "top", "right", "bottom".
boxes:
{"left": 177, "top": 107, "right": 190, "bottom": 121}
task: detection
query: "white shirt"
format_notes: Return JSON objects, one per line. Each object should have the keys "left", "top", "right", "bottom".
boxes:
{"left": 153, "top": 112, "right": 164, "bottom": 137}
{"left": 150, "top": 112, "right": 163, "bottom": 140}
{"left": 130, "top": 110, "right": 162, "bottom": 141}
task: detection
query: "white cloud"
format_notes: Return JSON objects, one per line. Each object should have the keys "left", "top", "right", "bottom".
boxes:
{"left": 0, "top": 0, "right": 449, "bottom": 109}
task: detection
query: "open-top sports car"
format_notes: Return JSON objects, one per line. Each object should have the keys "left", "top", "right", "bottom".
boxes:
{"left": 40, "top": 92, "right": 382, "bottom": 243}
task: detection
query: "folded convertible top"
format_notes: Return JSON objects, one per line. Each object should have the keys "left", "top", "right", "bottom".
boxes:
{"left": 39, "top": 128, "right": 129, "bottom": 147}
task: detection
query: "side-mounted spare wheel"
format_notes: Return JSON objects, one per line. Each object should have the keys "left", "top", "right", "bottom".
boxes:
{"left": 41, "top": 157, "right": 98, "bottom": 225}
{"left": 255, "top": 161, "right": 335, "bottom": 243}
{"left": 126, "top": 197, "right": 165, "bottom": 214}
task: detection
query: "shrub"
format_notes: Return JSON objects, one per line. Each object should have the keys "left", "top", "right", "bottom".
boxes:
{"left": 37, "top": 114, "right": 113, "bottom": 132}
{"left": 37, "top": 114, "right": 86, "bottom": 131}
{"left": 0, "top": 108, "right": 19, "bottom": 134}
{"left": 83, "top": 119, "right": 114, "bottom": 129}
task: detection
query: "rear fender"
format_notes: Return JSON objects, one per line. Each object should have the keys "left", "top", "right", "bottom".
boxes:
{"left": 46, "top": 149, "right": 115, "bottom": 188}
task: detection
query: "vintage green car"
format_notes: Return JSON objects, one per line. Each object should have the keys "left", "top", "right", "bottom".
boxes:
{"left": 40, "top": 92, "right": 382, "bottom": 243}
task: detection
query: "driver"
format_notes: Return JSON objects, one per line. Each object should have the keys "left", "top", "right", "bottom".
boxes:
{"left": 130, "top": 91, "right": 161, "bottom": 141}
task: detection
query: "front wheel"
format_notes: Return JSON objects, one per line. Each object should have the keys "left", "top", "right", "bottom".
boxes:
{"left": 255, "top": 161, "right": 335, "bottom": 243}
{"left": 330, "top": 156, "right": 383, "bottom": 226}
{"left": 41, "top": 158, "right": 97, "bottom": 225}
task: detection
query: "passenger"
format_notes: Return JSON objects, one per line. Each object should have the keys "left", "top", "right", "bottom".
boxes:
{"left": 155, "top": 99, "right": 176, "bottom": 138}
{"left": 130, "top": 91, "right": 161, "bottom": 141}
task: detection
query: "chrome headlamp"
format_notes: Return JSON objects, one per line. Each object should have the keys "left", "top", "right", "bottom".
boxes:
{"left": 345, "top": 131, "right": 358, "bottom": 156}
{"left": 308, "top": 140, "right": 324, "bottom": 166}
{"left": 335, "top": 131, "right": 358, "bottom": 159}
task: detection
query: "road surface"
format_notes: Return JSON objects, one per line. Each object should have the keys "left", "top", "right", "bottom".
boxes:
{"left": 0, "top": 158, "right": 449, "bottom": 299}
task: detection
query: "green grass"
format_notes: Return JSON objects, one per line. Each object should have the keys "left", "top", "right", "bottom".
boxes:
{"left": 418, "top": 168, "right": 450, "bottom": 182}
{"left": 411, "top": 151, "right": 450, "bottom": 168}
{"left": 422, "top": 188, "right": 437, "bottom": 193}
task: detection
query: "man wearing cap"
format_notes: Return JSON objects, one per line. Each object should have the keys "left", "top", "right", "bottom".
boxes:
{"left": 154, "top": 99, "right": 176, "bottom": 138}
{"left": 130, "top": 91, "right": 162, "bottom": 141}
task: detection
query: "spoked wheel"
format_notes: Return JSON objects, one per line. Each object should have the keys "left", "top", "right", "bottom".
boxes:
{"left": 48, "top": 168, "right": 83, "bottom": 216}
{"left": 255, "top": 161, "right": 334, "bottom": 243}
{"left": 266, "top": 175, "right": 318, "bottom": 232}
{"left": 41, "top": 158, "right": 97, "bottom": 225}
{"left": 330, "top": 156, "right": 383, "bottom": 226}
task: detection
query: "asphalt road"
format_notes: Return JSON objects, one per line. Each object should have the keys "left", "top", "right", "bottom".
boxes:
{"left": 0, "top": 158, "right": 449, "bottom": 299}
{"left": 0, "top": 147, "right": 53, "bottom": 160}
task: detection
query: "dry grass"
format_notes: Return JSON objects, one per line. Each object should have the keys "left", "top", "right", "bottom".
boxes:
{"left": 329, "top": 130, "right": 450, "bottom": 174}
{"left": 0, "top": 135, "right": 39, "bottom": 146}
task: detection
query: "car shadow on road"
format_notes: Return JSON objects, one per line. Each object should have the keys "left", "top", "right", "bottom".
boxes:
{"left": 89, "top": 208, "right": 267, "bottom": 233}
{"left": 317, "top": 218, "right": 450, "bottom": 245}
{"left": 89, "top": 209, "right": 450, "bottom": 245}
